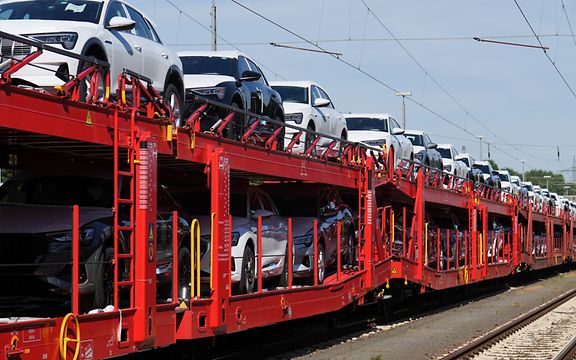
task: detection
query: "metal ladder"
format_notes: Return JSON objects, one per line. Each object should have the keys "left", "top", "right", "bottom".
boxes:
{"left": 112, "top": 106, "right": 137, "bottom": 310}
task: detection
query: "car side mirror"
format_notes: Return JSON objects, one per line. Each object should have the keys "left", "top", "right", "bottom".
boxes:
{"left": 313, "top": 98, "right": 331, "bottom": 107}
{"left": 251, "top": 209, "right": 273, "bottom": 219}
{"left": 239, "top": 70, "right": 261, "bottom": 82}
{"left": 106, "top": 16, "right": 136, "bottom": 31}
{"left": 426, "top": 143, "right": 438, "bottom": 149}
{"left": 391, "top": 127, "right": 405, "bottom": 135}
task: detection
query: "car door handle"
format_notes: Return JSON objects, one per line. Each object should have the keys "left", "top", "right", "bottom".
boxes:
{"left": 161, "top": 52, "right": 169, "bottom": 59}
{"left": 134, "top": 45, "right": 142, "bottom": 52}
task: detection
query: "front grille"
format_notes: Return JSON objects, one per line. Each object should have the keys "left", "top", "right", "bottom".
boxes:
{"left": 0, "top": 38, "right": 32, "bottom": 59}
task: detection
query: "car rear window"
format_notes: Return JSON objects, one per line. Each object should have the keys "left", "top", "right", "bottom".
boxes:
{"left": 180, "top": 56, "right": 237, "bottom": 77}
{"left": 272, "top": 86, "right": 308, "bottom": 104}
{"left": 0, "top": 1, "right": 103, "bottom": 23}
{"left": 345, "top": 117, "right": 388, "bottom": 132}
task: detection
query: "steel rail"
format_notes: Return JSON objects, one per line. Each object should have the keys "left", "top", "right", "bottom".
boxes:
{"left": 555, "top": 335, "right": 576, "bottom": 360}
{"left": 441, "top": 288, "right": 576, "bottom": 359}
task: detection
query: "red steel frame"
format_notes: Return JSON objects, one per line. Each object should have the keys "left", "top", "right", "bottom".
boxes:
{"left": 0, "top": 50, "right": 574, "bottom": 360}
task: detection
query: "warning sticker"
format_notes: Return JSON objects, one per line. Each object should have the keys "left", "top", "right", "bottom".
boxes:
{"left": 391, "top": 267, "right": 398, "bottom": 275}
{"left": 148, "top": 223, "right": 155, "bottom": 262}
{"left": 79, "top": 340, "right": 94, "bottom": 360}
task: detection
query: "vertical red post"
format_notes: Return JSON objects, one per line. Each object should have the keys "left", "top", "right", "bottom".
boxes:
{"left": 415, "top": 168, "right": 425, "bottom": 281}
{"left": 382, "top": 208, "right": 387, "bottom": 258}
{"left": 456, "top": 230, "right": 459, "bottom": 268}
{"left": 464, "top": 230, "right": 468, "bottom": 267}
{"left": 72, "top": 205, "right": 79, "bottom": 314}
{"left": 172, "top": 211, "right": 179, "bottom": 304}
{"left": 437, "top": 228, "right": 441, "bottom": 271}
{"left": 337, "top": 220, "right": 341, "bottom": 282}
{"left": 288, "top": 218, "right": 293, "bottom": 289}
{"left": 446, "top": 229, "right": 450, "bottom": 270}
{"left": 313, "top": 219, "right": 319, "bottom": 286}
{"left": 257, "top": 216, "right": 263, "bottom": 293}
{"left": 402, "top": 207, "right": 407, "bottom": 257}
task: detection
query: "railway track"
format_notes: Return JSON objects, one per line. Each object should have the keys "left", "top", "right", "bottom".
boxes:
{"left": 442, "top": 288, "right": 576, "bottom": 360}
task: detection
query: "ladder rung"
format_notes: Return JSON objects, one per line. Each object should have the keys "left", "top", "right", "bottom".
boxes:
{"left": 118, "top": 225, "right": 133, "bottom": 231}
{"left": 117, "top": 171, "right": 133, "bottom": 177}
{"left": 117, "top": 198, "right": 133, "bottom": 204}
{"left": 117, "top": 281, "right": 133, "bottom": 287}
{"left": 117, "top": 253, "right": 133, "bottom": 259}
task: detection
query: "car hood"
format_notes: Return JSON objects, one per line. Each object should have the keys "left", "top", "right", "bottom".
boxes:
{"left": 442, "top": 159, "right": 454, "bottom": 166}
{"left": 282, "top": 102, "right": 311, "bottom": 115}
{"left": 412, "top": 145, "right": 425, "bottom": 154}
{"left": 0, "top": 204, "right": 111, "bottom": 234}
{"left": 348, "top": 130, "right": 389, "bottom": 142}
{"left": 183, "top": 74, "right": 235, "bottom": 89}
{"left": 0, "top": 20, "right": 98, "bottom": 38}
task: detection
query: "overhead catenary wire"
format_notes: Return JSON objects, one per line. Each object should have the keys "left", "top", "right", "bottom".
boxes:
{"left": 358, "top": 0, "right": 549, "bottom": 165}
{"left": 228, "top": 0, "right": 536, "bottom": 170}
{"left": 560, "top": 0, "right": 576, "bottom": 48}
{"left": 512, "top": 0, "right": 576, "bottom": 99}
{"left": 163, "top": 0, "right": 287, "bottom": 80}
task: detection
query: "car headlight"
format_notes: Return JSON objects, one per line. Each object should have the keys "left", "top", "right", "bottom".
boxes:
{"left": 47, "top": 227, "right": 95, "bottom": 245}
{"left": 444, "top": 165, "right": 452, "bottom": 172}
{"left": 285, "top": 113, "right": 303, "bottom": 124}
{"left": 192, "top": 87, "right": 226, "bottom": 100}
{"left": 28, "top": 32, "right": 78, "bottom": 50}
{"left": 364, "top": 139, "right": 386, "bottom": 147}
{"left": 293, "top": 234, "right": 313, "bottom": 247}
{"left": 232, "top": 231, "right": 240, "bottom": 246}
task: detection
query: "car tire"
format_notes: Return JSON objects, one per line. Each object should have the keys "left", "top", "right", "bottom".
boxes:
{"left": 275, "top": 115, "right": 285, "bottom": 151}
{"left": 304, "top": 123, "right": 316, "bottom": 156}
{"left": 276, "top": 248, "right": 289, "bottom": 288}
{"left": 93, "top": 246, "right": 114, "bottom": 309}
{"left": 78, "top": 55, "right": 105, "bottom": 103}
{"left": 163, "top": 83, "right": 183, "bottom": 128}
{"left": 178, "top": 247, "right": 191, "bottom": 299}
{"left": 238, "top": 245, "right": 255, "bottom": 294}
{"left": 343, "top": 229, "right": 355, "bottom": 266}
{"left": 316, "top": 243, "right": 325, "bottom": 285}
{"left": 227, "top": 101, "right": 243, "bottom": 141}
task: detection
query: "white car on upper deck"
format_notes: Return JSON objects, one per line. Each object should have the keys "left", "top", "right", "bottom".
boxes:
{"left": 344, "top": 113, "right": 414, "bottom": 168}
{"left": 436, "top": 144, "right": 468, "bottom": 178}
{"left": 0, "top": 0, "right": 184, "bottom": 110}
{"left": 270, "top": 80, "right": 346, "bottom": 150}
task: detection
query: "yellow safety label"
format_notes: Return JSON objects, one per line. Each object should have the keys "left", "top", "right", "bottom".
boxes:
{"left": 391, "top": 267, "right": 398, "bottom": 275}
{"left": 85, "top": 111, "right": 92, "bottom": 126}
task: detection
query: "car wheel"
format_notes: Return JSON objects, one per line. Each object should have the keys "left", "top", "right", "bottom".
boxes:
{"left": 78, "top": 55, "right": 105, "bottom": 103}
{"left": 163, "top": 83, "right": 183, "bottom": 128}
{"left": 238, "top": 245, "right": 255, "bottom": 294}
{"left": 275, "top": 115, "right": 285, "bottom": 151}
{"left": 304, "top": 123, "right": 316, "bottom": 155}
{"left": 227, "top": 101, "right": 243, "bottom": 141}
{"left": 317, "top": 243, "right": 325, "bottom": 284}
{"left": 276, "top": 248, "right": 289, "bottom": 288}
{"left": 178, "top": 247, "right": 191, "bottom": 299}
{"left": 343, "top": 230, "right": 355, "bottom": 266}
{"left": 93, "top": 246, "right": 114, "bottom": 309}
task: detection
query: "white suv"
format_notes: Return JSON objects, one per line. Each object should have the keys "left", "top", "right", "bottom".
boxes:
{"left": 270, "top": 80, "right": 347, "bottom": 151}
{"left": 0, "top": 0, "right": 184, "bottom": 113}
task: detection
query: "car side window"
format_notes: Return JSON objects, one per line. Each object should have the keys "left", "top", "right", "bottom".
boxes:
{"left": 246, "top": 59, "right": 267, "bottom": 86}
{"left": 425, "top": 134, "right": 432, "bottom": 145}
{"left": 318, "top": 87, "right": 334, "bottom": 109}
{"left": 125, "top": 5, "right": 153, "bottom": 40}
{"left": 104, "top": 1, "right": 127, "bottom": 27}
{"left": 258, "top": 193, "right": 276, "bottom": 215}
{"left": 237, "top": 56, "right": 251, "bottom": 78}
{"left": 144, "top": 18, "right": 162, "bottom": 44}
{"left": 311, "top": 86, "right": 321, "bottom": 104}
{"left": 249, "top": 191, "right": 261, "bottom": 211}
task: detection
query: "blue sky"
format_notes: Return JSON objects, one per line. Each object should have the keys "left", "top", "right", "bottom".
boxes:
{"left": 132, "top": 0, "right": 576, "bottom": 178}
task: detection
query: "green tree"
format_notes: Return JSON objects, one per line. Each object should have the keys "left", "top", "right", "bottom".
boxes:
{"left": 487, "top": 159, "right": 499, "bottom": 170}
{"left": 502, "top": 167, "right": 521, "bottom": 177}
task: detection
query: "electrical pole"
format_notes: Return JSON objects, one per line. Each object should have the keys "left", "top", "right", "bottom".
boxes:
{"left": 211, "top": 0, "right": 217, "bottom": 51}
{"left": 395, "top": 91, "right": 411, "bottom": 129}
{"left": 476, "top": 135, "right": 485, "bottom": 160}
{"left": 521, "top": 160, "right": 526, "bottom": 182}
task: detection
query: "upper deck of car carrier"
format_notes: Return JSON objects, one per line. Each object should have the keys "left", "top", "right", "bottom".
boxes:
{"left": 0, "top": 31, "right": 574, "bottom": 360}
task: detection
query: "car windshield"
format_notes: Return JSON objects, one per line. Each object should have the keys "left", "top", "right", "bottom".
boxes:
{"left": 473, "top": 164, "right": 490, "bottom": 173}
{"left": 272, "top": 86, "right": 308, "bottom": 104}
{"left": 0, "top": 176, "right": 113, "bottom": 207}
{"left": 459, "top": 158, "right": 470, "bottom": 167}
{"left": 405, "top": 134, "right": 423, "bottom": 146}
{"left": 345, "top": 117, "right": 388, "bottom": 132}
{"left": 437, "top": 148, "right": 452, "bottom": 159}
{"left": 523, "top": 184, "right": 534, "bottom": 191}
{"left": 498, "top": 173, "right": 509, "bottom": 181}
{"left": 180, "top": 56, "right": 237, "bottom": 77}
{"left": 0, "top": 1, "right": 103, "bottom": 23}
